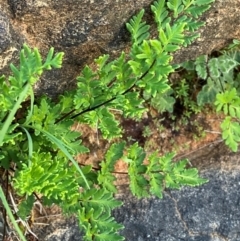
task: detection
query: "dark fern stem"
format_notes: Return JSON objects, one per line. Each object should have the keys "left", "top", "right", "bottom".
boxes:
{"left": 55, "top": 59, "right": 156, "bottom": 123}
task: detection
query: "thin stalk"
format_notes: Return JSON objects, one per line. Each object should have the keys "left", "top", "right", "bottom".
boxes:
{"left": 0, "top": 187, "right": 27, "bottom": 241}
{"left": 69, "top": 59, "right": 156, "bottom": 120}
{"left": 0, "top": 83, "right": 30, "bottom": 146}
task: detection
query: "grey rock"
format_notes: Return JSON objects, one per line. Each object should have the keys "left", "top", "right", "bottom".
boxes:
{"left": 0, "top": 0, "right": 239, "bottom": 97}
{"left": 114, "top": 169, "right": 240, "bottom": 241}
{"left": 8, "top": 0, "right": 28, "bottom": 18}
{"left": 0, "top": 13, "right": 11, "bottom": 54}
{"left": 0, "top": 7, "right": 23, "bottom": 76}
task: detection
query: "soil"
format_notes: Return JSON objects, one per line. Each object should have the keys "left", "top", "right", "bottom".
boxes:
{"left": 75, "top": 107, "right": 224, "bottom": 167}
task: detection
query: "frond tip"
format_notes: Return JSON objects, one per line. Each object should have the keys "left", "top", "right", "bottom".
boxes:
{"left": 126, "top": 9, "right": 150, "bottom": 45}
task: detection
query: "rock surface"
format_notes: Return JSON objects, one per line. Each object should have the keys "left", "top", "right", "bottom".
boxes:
{"left": 33, "top": 142, "right": 240, "bottom": 241}
{"left": 0, "top": 0, "right": 240, "bottom": 96}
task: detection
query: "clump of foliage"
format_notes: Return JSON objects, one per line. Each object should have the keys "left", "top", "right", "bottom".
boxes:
{"left": 178, "top": 39, "right": 240, "bottom": 151}
{"left": 197, "top": 41, "right": 240, "bottom": 151}
{"left": 152, "top": 38, "right": 240, "bottom": 152}
{"left": 0, "top": 0, "right": 216, "bottom": 240}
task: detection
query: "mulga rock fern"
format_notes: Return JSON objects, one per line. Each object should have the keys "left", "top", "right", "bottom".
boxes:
{"left": 0, "top": 0, "right": 215, "bottom": 240}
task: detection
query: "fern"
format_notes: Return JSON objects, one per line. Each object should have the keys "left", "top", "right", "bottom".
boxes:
{"left": 146, "top": 152, "right": 165, "bottom": 198}
{"left": 14, "top": 152, "right": 80, "bottom": 203}
{"left": 78, "top": 189, "right": 124, "bottom": 241}
{"left": 147, "top": 152, "right": 207, "bottom": 193}
{"left": 17, "top": 194, "right": 35, "bottom": 220}
{"left": 79, "top": 206, "right": 124, "bottom": 241}
{"left": 150, "top": 88, "right": 176, "bottom": 113}
{"left": 215, "top": 89, "right": 240, "bottom": 116}
{"left": 220, "top": 117, "right": 240, "bottom": 152}
{"left": 126, "top": 9, "right": 150, "bottom": 46}
{"left": 123, "top": 145, "right": 208, "bottom": 198}
{"left": 98, "top": 142, "right": 125, "bottom": 193}
{"left": 179, "top": 40, "right": 240, "bottom": 152}
{"left": 194, "top": 53, "right": 240, "bottom": 106}
{"left": 214, "top": 89, "right": 240, "bottom": 151}
{"left": 124, "top": 143, "right": 149, "bottom": 197}
{"left": 143, "top": 0, "right": 213, "bottom": 110}
{"left": 185, "top": 0, "right": 215, "bottom": 18}
{"left": 197, "top": 78, "right": 219, "bottom": 105}
{"left": 167, "top": 0, "right": 185, "bottom": 18}
{"left": 0, "top": 0, "right": 215, "bottom": 240}
{"left": 151, "top": 0, "right": 170, "bottom": 29}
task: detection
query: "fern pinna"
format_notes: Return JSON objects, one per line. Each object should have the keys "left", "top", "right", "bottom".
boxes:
{"left": 0, "top": 0, "right": 214, "bottom": 240}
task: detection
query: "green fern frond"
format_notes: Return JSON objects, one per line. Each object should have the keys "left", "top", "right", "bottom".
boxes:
{"left": 167, "top": 0, "right": 184, "bottom": 18}
{"left": 80, "top": 189, "right": 122, "bottom": 211}
{"left": 172, "top": 159, "right": 208, "bottom": 187}
{"left": 214, "top": 89, "right": 240, "bottom": 152}
{"left": 14, "top": 152, "right": 80, "bottom": 203}
{"left": 159, "top": 22, "right": 186, "bottom": 47}
{"left": 197, "top": 78, "right": 219, "bottom": 105}
{"left": 146, "top": 152, "right": 165, "bottom": 198}
{"left": 151, "top": 0, "right": 170, "bottom": 29}
{"left": 183, "top": 17, "right": 205, "bottom": 32}
{"left": 98, "top": 142, "right": 125, "bottom": 193}
{"left": 126, "top": 9, "right": 150, "bottom": 45}
{"left": 111, "top": 52, "right": 134, "bottom": 89}
{"left": 158, "top": 153, "right": 207, "bottom": 189}
{"left": 17, "top": 194, "right": 35, "bottom": 220}
{"left": 186, "top": 4, "right": 213, "bottom": 18}
{"left": 150, "top": 89, "right": 176, "bottom": 113}
{"left": 124, "top": 149, "right": 208, "bottom": 198}
{"left": 79, "top": 205, "right": 124, "bottom": 241}
{"left": 114, "top": 92, "right": 146, "bottom": 119}
{"left": 74, "top": 66, "right": 98, "bottom": 110}
{"left": 220, "top": 117, "right": 240, "bottom": 152}
{"left": 0, "top": 0, "right": 216, "bottom": 239}
{"left": 124, "top": 143, "right": 148, "bottom": 197}
{"left": 215, "top": 89, "right": 240, "bottom": 116}
{"left": 10, "top": 44, "right": 63, "bottom": 86}
{"left": 98, "top": 108, "right": 122, "bottom": 139}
